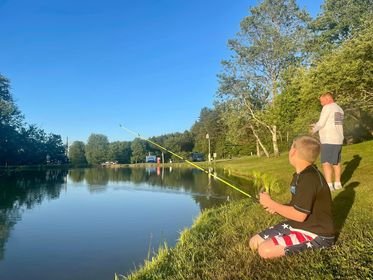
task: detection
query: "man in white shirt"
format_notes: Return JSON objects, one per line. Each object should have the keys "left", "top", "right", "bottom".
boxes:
{"left": 311, "top": 92, "right": 344, "bottom": 191}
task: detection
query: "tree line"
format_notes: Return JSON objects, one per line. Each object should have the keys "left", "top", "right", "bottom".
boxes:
{"left": 0, "top": 75, "right": 67, "bottom": 166}
{"left": 215, "top": 0, "right": 373, "bottom": 157}
{"left": 2, "top": 0, "right": 372, "bottom": 166}
{"left": 68, "top": 132, "right": 195, "bottom": 165}
{"left": 73, "top": 0, "right": 372, "bottom": 164}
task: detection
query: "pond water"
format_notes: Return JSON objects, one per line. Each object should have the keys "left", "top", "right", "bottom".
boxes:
{"left": 0, "top": 167, "right": 253, "bottom": 280}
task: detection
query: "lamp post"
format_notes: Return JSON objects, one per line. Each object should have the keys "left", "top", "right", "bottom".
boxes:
{"left": 206, "top": 133, "right": 211, "bottom": 163}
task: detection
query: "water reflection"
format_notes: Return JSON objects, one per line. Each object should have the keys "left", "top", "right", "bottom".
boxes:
{"left": 68, "top": 167, "right": 253, "bottom": 209}
{"left": 0, "top": 167, "right": 253, "bottom": 279}
{"left": 0, "top": 169, "right": 68, "bottom": 260}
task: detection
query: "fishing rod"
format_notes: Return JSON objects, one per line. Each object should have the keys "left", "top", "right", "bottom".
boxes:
{"left": 120, "top": 124, "right": 255, "bottom": 200}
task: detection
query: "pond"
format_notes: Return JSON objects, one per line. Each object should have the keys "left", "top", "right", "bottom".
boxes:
{"left": 0, "top": 167, "right": 253, "bottom": 279}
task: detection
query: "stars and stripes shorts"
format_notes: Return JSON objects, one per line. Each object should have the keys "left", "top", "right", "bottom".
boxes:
{"left": 258, "top": 222, "right": 335, "bottom": 255}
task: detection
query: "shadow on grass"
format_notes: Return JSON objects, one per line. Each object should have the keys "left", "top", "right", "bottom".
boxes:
{"left": 332, "top": 181, "right": 359, "bottom": 241}
{"left": 341, "top": 154, "right": 362, "bottom": 185}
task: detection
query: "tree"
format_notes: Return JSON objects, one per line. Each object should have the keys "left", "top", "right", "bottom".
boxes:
{"left": 1, "top": 74, "right": 67, "bottom": 166}
{"left": 108, "top": 141, "right": 132, "bottom": 164}
{"left": 191, "top": 107, "right": 226, "bottom": 158}
{"left": 0, "top": 74, "right": 22, "bottom": 128}
{"left": 218, "top": 0, "right": 310, "bottom": 156}
{"left": 130, "top": 138, "right": 146, "bottom": 163}
{"left": 0, "top": 74, "right": 23, "bottom": 165}
{"left": 85, "top": 134, "right": 109, "bottom": 165}
{"left": 310, "top": 0, "right": 373, "bottom": 55}
{"left": 45, "top": 134, "right": 67, "bottom": 163}
{"left": 69, "top": 141, "right": 87, "bottom": 165}
{"left": 289, "top": 20, "right": 373, "bottom": 141}
{"left": 218, "top": 100, "right": 261, "bottom": 157}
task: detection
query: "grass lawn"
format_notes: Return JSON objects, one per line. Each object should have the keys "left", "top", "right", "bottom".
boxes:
{"left": 120, "top": 140, "right": 373, "bottom": 280}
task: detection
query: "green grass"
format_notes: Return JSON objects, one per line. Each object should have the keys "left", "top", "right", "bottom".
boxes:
{"left": 120, "top": 141, "right": 373, "bottom": 280}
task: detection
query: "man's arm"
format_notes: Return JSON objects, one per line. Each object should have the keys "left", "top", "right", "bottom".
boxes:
{"left": 259, "top": 192, "right": 308, "bottom": 222}
{"left": 312, "top": 106, "right": 330, "bottom": 134}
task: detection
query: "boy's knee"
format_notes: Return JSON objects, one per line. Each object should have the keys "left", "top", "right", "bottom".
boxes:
{"left": 258, "top": 243, "right": 272, "bottom": 259}
{"left": 257, "top": 240, "right": 285, "bottom": 259}
{"left": 249, "top": 234, "right": 263, "bottom": 251}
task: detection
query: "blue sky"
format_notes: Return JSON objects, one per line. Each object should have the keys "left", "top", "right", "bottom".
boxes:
{"left": 0, "top": 0, "right": 323, "bottom": 144}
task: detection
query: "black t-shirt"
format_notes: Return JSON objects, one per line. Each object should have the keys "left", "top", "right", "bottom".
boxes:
{"left": 287, "top": 165, "right": 335, "bottom": 237}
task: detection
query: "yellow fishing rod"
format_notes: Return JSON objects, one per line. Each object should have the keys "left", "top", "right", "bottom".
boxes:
{"left": 120, "top": 124, "right": 254, "bottom": 199}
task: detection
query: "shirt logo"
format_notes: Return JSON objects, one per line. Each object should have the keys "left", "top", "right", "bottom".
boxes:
{"left": 290, "top": 185, "right": 296, "bottom": 194}
{"left": 335, "top": 112, "right": 344, "bottom": 125}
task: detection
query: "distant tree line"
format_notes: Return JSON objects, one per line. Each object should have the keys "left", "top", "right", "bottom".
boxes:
{"left": 68, "top": 131, "right": 196, "bottom": 165}
{"left": 71, "top": 0, "right": 373, "bottom": 165}
{"left": 3, "top": 0, "right": 372, "bottom": 166}
{"left": 0, "top": 75, "right": 67, "bottom": 166}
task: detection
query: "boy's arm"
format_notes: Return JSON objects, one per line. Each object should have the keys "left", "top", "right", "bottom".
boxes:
{"left": 259, "top": 192, "right": 308, "bottom": 222}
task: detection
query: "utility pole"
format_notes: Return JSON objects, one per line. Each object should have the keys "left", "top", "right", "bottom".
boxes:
{"left": 206, "top": 133, "right": 211, "bottom": 163}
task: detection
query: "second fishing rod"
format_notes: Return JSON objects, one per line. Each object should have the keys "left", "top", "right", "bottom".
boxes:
{"left": 120, "top": 124, "right": 258, "bottom": 202}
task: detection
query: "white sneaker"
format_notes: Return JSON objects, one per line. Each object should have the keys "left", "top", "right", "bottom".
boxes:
{"left": 334, "top": 182, "right": 343, "bottom": 190}
{"left": 328, "top": 183, "right": 334, "bottom": 191}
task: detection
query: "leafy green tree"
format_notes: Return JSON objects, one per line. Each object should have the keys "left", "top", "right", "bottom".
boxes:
{"left": 45, "top": 134, "right": 67, "bottom": 163}
{"left": 69, "top": 141, "right": 87, "bottom": 165}
{"left": 108, "top": 141, "right": 132, "bottom": 163}
{"left": 310, "top": 0, "right": 373, "bottom": 55}
{"left": 130, "top": 138, "right": 146, "bottom": 163}
{"left": 289, "top": 20, "right": 373, "bottom": 141}
{"left": 219, "top": 100, "right": 264, "bottom": 157}
{"left": 1, "top": 74, "right": 67, "bottom": 165}
{"left": 309, "top": 21, "right": 373, "bottom": 112}
{"left": 218, "top": 0, "right": 310, "bottom": 156}
{"left": 0, "top": 74, "right": 23, "bottom": 165}
{"left": 85, "top": 134, "right": 109, "bottom": 165}
{"left": 191, "top": 107, "right": 219, "bottom": 157}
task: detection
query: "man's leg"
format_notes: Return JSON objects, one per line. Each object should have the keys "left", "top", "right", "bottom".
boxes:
{"left": 333, "top": 163, "right": 342, "bottom": 189}
{"left": 322, "top": 162, "right": 334, "bottom": 190}
{"left": 257, "top": 239, "right": 285, "bottom": 259}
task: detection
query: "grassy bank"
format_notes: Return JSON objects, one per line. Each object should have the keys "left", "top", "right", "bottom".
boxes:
{"left": 121, "top": 141, "right": 373, "bottom": 280}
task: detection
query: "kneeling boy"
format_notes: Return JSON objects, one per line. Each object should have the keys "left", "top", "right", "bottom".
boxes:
{"left": 249, "top": 136, "right": 335, "bottom": 259}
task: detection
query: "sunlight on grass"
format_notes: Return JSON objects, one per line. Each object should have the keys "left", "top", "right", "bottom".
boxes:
{"left": 119, "top": 141, "right": 373, "bottom": 280}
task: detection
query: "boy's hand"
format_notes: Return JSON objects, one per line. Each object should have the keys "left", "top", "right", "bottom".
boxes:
{"left": 259, "top": 192, "right": 276, "bottom": 214}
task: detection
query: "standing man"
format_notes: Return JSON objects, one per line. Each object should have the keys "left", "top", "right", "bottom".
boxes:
{"left": 311, "top": 92, "right": 344, "bottom": 191}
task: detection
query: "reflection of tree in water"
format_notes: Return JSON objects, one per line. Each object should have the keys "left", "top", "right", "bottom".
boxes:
{"left": 68, "top": 169, "right": 85, "bottom": 183}
{"left": 84, "top": 168, "right": 109, "bottom": 192}
{"left": 0, "top": 169, "right": 67, "bottom": 260}
{"left": 68, "top": 167, "right": 254, "bottom": 210}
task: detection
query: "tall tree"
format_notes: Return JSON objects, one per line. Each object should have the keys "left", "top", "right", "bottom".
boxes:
{"left": 130, "top": 138, "right": 147, "bottom": 163}
{"left": 108, "top": 141, "right": 132, "bottom": 164}
{"left": 69, "top": 141, "right": 87, "bottom": 165}
{"left": 289, "top": 20, "right": 373, "bottom": 141}
{"left": 191, "top": 107, "right": 227, "bottom": 158}
{"left": 0, "top": 74, "right": 23, "bottom": 165}
{"left": 218, "top": 0, "right": 310, "bottom": 156}
{"left": 310, "top": 0, "right": 373, "bottom": 55}
{"left": 85, "top": 134, "right": 109, "bottom": 165}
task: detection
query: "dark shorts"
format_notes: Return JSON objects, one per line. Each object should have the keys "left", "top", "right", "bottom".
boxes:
{"left": 321, "top": 144, "right": 342, "bottom": 164}
{"left": 258, "top": 222, "right": 334, "bottom": 255}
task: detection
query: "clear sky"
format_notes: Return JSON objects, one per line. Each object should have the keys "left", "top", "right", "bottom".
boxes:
{"left": 0, "top": 0, "right": 323, "bottom": 144}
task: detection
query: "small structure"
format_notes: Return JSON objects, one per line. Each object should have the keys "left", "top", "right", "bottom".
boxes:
{"left": 145, "top": 155, "right": 157, "bottom": 163}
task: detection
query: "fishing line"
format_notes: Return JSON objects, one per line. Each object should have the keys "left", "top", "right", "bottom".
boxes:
{"left": 120, "top": 124, "right": 255, "bottom": 200}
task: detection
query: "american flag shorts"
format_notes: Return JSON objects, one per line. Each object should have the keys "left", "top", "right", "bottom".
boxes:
{"left": 258, "top": 222, "right": 334, "bottom": 255}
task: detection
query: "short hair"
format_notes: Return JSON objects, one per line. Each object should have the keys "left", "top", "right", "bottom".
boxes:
{"left": 292, "top": 136, "right": 320, "bottom": 163}
{"left": 320, "top": 91, "right": 334, "bottom": 100}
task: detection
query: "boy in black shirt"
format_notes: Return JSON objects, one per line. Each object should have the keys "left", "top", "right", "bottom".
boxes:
{"left": 249, "top": 136, "right": 335, "bottom": 259}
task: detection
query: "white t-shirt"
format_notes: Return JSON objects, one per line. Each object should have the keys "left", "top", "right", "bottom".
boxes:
{"left": 313, "top": 103, "right": 344, "bottom": 144}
